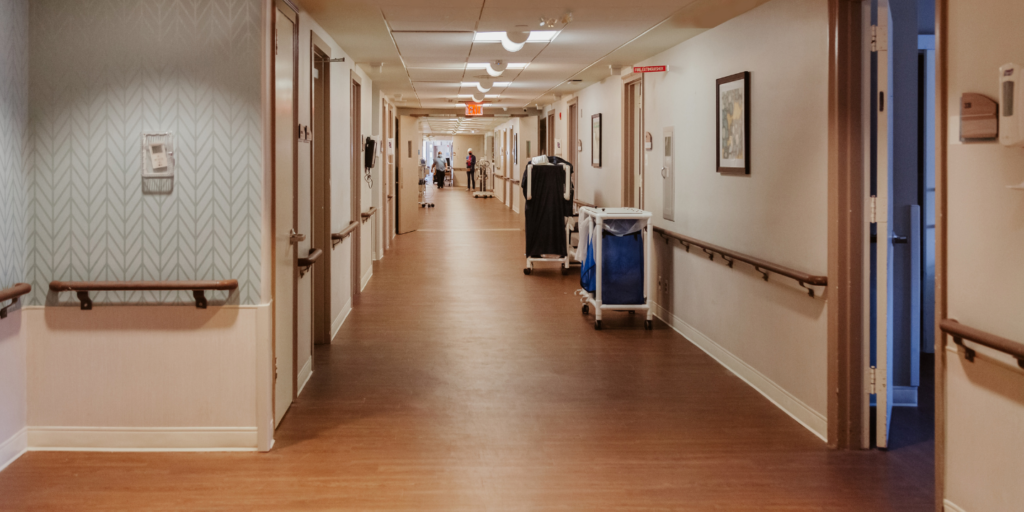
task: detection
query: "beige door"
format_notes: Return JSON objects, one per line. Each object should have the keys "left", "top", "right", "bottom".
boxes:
{"left": 350, "top": 79, "right": 362, "bottom": 297}
{"left": 311, "top": 44, "right": 331, "bottom": 346}
{"left": 273, "top": 2, "right": 297, "bottom": 427}
{"left": 397, "top": 116, "right": 421, "bottom": 234}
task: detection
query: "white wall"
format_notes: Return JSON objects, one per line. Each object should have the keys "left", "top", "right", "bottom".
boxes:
{"left": 944, "top": 0, "right": 1024, "bottom": 510}
{"left": 0, "top": 311, "right": 28, "bottom": 469}
{"left": 548, "top": 0, "right": 830, "bottom": 438}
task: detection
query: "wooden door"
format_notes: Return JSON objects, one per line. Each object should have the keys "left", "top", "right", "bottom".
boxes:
{"left": 311, "top": 43, "right": 331, "bottom": 347}
{"left": 350, "top": 79, "right": 362, "bottom": 297}
{"left": 273, "top": 2, "right": 297, "bottom": 427}
{"left": 397, "top": 116, "right": 421, "bottom": 234}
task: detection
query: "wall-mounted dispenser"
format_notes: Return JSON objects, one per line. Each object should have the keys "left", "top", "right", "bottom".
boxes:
{"left": 999, "top": 63, "right": 1023, "bottom": 147}
{"left": 960, "top": 93, "right": 998, "bottom": 141}
{"left": 142, "top": 132, "right": 174, "bottom": 179}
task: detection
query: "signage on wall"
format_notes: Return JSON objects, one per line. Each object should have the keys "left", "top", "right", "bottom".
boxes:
{"left": 466, "top": 103, "right": 483, "bottom": 116}
{"left": 633, "top": 65, "right": 668, "bottom": 74}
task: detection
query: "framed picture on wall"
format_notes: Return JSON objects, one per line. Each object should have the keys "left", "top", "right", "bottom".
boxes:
{"left": 716, "top": 71, "right": 751, "bottom": 174}
{"left": 592, "top": 113, "right": 602, "bottom": 168}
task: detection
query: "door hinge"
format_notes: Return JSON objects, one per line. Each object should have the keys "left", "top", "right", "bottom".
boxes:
{"left": 871, "top": 24, "right": 888, "bottom": 53}
{"left": 870, "top": 25, "right": 877, "bottom": 52}
{"left": 275, "top": 29, "right": 278, "bottom": 56}
{"left": 869, "top": 195, "right": 878, "bottom": 224}
{"left": 869, "top": 366, "right": 877, "bottom": 394}
{"left": 274, "top": 356, "right": 278, "bottom": 380}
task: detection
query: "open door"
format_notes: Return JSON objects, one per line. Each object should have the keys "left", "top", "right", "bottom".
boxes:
{"left": 397, "top": 116, "right": 421, "bottom": 234}
{"left": 311, "top": 38, "right": 331, "bottom": 347}
{"left": 273, "top": 0, "right": 298, "bottom": 428}
{"left": 873, "top": 0, "right": 894, "bottom": 448}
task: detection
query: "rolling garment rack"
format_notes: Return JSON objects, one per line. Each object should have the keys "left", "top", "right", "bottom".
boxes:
{"left": 521, "top": 156, "right": 574, "bottom": 275}
{"left": 576, "top": 207, "right": 653, "bottom": 330}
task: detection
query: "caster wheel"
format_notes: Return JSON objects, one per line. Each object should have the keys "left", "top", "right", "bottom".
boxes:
{"left": 645, "top": 320, "right": 653, "bottom": 330}
{"left": 561, "top": 267, "right": 569, "bottom": 275}
{"left": 523, "top": 268, "right": 532, "bottom": 275}
{"left": 595, "top": 320, "right": 602, "bottom": 330}
{"left": 582, "top": 305, "right": 589, "bottom": 315}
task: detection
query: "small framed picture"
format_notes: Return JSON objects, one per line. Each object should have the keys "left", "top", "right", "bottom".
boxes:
{"left": 592, "top": 113, "right": 602, "bottom": 168}
{"left": 716, "top": 71, "right": 750, "bottom": 174}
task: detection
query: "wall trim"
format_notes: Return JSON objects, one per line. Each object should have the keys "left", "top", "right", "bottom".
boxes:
{"left": 27, "top": 427, "right": 258, "bottom": 452}
{"left": 943, "top": 499, "right": 968, "bottom": 512}
{"left": 21, "top": 303, "right": 272, "bottom": 311}
{"left": 360, "top": 266, "right": 373, "bottom": 292}
{"left": 296, "top": 356, "right": 313, "bottom": 396}
{"left": 331, "top": 297, "right": 353, "bottom": 341}
{"left": 652, "top": 302, "right": 828, "bottom": 442}
{"left": 0, "top": 428, "right": 28, "bottom": 473}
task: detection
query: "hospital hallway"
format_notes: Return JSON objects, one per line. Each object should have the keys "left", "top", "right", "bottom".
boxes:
{"left": 0, "top": 188, "right": 933, "bottom": 511}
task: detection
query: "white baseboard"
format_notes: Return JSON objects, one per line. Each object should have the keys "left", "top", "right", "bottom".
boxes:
{"left": 27, "top": 427, "right": 258, "bottom": 452}
{"left": 331, "top": 298, "right": 353, "bottom": 342}
{"left": 652, "top": 302, "right": 828, "bottom": 442}
{"left": 943, "top": 499, "right": 968, "bottom": 512}
{"left": 0, "top": 428, "right": 28, "bottom": 473}
{"left": 296, "top": 357, "right": 313, "bottom": 396}
{"left": 361, "top": 266, "right": 373, "bottom": 292}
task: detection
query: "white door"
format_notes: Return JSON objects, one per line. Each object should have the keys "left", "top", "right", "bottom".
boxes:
{"left": 633, "top": 82, "right": 643, "bottom": 209}
{"left": 662, "top": 127, "right": 674, "bottom": 221}
{"left": 874, "top": 1, "right": 895, "bottom": 449}
{"left": 274, "top": 5, "right": 297, "bottom": 427}
{"left": 294, "top": 38, "right": 314, "bottom": 396}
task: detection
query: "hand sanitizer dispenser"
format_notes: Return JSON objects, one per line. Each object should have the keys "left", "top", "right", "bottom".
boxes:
{"left": 999, "top": 63, "right": 1024, "bottom": 147}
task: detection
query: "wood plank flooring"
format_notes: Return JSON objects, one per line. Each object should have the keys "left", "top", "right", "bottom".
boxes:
{"left": 0, "top": 187, "right": 933, "bottom": 510}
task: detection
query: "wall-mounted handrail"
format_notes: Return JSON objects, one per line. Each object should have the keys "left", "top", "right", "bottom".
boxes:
{"left": 941, "top": 319, "right": 1024, "bottom": 369}
{"left": 652, "top": 226, "right": 827, "bottom": 297}
{"left": 511, "top": 179, "right": 521, "bottom": 184}
{"left": 0, "top": 283, "right": 31, "bottom": 319}
{"left": 298, "top": 248, "right": 323, "bottom": 278}
{"left": 574, "top": 199, "right": 596, "bottom": 209}
{"left": 49, "top": 280, "right": 238, "bottom": 310}
{"left": 332, "top": 220, "right": 358, "bottom": 248}
{"left": 361, "top": 207, "right": 378, "bottom": 221}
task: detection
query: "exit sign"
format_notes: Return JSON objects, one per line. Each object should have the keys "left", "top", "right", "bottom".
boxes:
{"left": 633, "top": 65, "right": 668, "bottom": 73}
{"left": 466, "top": 103, "right": 483, "bottom": 116}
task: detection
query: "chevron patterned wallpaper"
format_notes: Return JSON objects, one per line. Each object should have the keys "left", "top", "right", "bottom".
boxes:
{"left": 0, "top": 0, "right": 28, "bottom": 295}
{"left": 26, "top": 0, "right": 263, "bottom": 306}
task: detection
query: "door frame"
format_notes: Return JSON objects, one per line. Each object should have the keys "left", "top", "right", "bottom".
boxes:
{"left": 310, "top": 32, "right": 331, "bottom": 346}
{"left": 567, "top": 97, "right": 579, "bottom": 193}
{"left": 547, "top": 112, "right": 555, "bottom": 157}
{"left": 621, "top": 74, "right": 644, "bottom": 208}
{"left": 350, "top": 72, "right": 362, "bottom": 298}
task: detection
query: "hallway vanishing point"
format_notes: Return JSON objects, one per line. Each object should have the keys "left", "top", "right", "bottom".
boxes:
{"left": 0, "top": 188, "right": 932, "bottom": 510}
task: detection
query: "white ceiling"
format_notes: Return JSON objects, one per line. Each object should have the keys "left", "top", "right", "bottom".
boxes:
{"left": 301, "top": 0, "right": 773, "bottom": 115}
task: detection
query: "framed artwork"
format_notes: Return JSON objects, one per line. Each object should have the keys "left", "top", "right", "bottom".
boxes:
{"left": 716, "top": 71, "right": 750, "bottom": 174}
{"left": 592, "top": 113, "right": 602, "bottom": 168}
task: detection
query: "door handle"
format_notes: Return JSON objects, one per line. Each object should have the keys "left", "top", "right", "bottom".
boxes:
{"left": 891, "top": 233, "right": 908, "bottom": 244}
{"left": 289, "top": 229, "right": 306, "bottom": 244}
{"left": 661, "top": 167, "right": 668, "bottom": 178}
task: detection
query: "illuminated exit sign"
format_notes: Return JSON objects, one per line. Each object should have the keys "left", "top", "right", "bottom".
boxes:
{"left": 633, "top": 65, "right": 668, "bottom": 73}
{"left": 466, "top": 103, "right": 483, "bottom": 116}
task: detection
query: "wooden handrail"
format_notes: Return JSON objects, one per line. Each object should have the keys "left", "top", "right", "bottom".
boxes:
{"left": 0, "top": 283, "right": 31, "bottom": 319}
{"left": 574, "top": 199, "right": 596, "bottom": 209}
{"left": 49, "top": 280, "right": 238, "bottom": 310}
{"left": 361, "top": 207, "right": 378, "bottom": 221}
{"left": 298, "top": 248, "right": 323, "bottom": 278}
{"left": 652, "top": 226, "right": 828, "bottom": 297}
{"left": 941, "top": 319, "right": 1024, "bottom": 369}
{"left": 332, "top": 221, "right": 358, "bottom": 248}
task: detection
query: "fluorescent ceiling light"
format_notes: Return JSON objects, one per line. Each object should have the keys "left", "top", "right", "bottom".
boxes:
{"left": 466, "top": 63, "right": 528, "bottom": 70}
{"left": 473, "top": 31, "right": 558, "bottom": 43}
{"left": 458, "top": 94, "right": 501, "bottom": 98}
{"left": 461, "top": 82, "right": 511, "bottom": 87}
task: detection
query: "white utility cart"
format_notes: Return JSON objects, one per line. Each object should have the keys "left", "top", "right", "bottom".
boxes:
{"left": 576, "top": 207, "right": 653, "bottom": 330}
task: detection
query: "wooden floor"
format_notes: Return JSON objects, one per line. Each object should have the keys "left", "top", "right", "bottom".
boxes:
{"left": 0, "top": 187, "right": 933, "bottom": 510}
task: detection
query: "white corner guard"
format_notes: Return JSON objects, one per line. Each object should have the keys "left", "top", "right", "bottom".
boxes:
{"left": 27, "top": 427, "right": 258, "bottom": 452}
{"left": 943, "top": 499, "right": 968, "bottom": 512}
{"left": 331, "top": 298, "right": 353, "bottom": 341}
{"left": 0, "top": 428, "right": 28, "bottom": 473}
{"left": 361, "top": 266, "right": 373, "bottom": 292}
{"left": 652, "top": 302, "right": 828, "bottom": 442}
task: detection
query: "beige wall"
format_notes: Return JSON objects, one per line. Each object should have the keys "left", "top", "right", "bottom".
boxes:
{"left": 944, "top": 0, "right": 1024, "bottom": 510}
{"left": 25, "top": 305, "right": 266, "bottom": 450}
{"left": 549, "top": 0, "right": 830, "bottom": 438}
{"left": 451, "top": 134, "right": 484, "bottom": 188}
{"left": 0, "top": 310, "right": 28, "bottom": 469}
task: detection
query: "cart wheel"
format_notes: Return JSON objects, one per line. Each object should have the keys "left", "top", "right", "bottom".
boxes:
{"left": 582, "top": 305, "right": 589, "bottom": 315}
{"left": 561, "top": 267, "right": 569, "bottom": 275}
{"left": 523, "top": 268, "right": 532, "bottom": 275}
{"left": 594, "top": 320, "right": 602, "bottom": 330}
{"left": 645, "top": 320, "right": 653, "bottom": 330}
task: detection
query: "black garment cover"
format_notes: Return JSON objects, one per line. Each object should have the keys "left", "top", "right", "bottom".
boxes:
{"left": 521, "top": 157, "right": 574, "bottom": 258}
